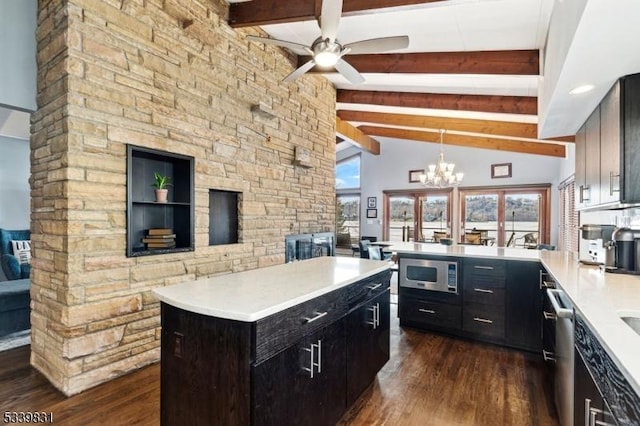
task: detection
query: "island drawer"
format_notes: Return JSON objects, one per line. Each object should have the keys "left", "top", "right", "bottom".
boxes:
{"left": 463, "top": 286, "right": 505, "bottom": 306}
{"left": 253, "top": 287, "right": 348, "bottom": 363}
{"left": 399, "top": 298, "right": 461, "bottom": 330}
{"left": 463, "top": 259, "right": 506, "bottom": 281}
{"left": 462, "top": 304, "right": 505, "bottom": 339}
{"left": 345, "top": 270, "right": 391, "bottom": 310}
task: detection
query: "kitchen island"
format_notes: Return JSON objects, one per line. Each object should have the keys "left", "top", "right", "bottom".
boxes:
{"left": 153, "top": 257, "right": 392, "bottom": 426}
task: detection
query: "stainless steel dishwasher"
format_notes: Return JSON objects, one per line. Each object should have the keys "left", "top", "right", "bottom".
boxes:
{"left": 546, "top": 288, "right": 575, "bottom": 426}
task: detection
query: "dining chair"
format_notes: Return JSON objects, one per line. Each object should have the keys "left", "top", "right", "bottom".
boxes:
{"left": 464, "top": 231, "right": 482, "bottom": 245}
{"left": 367, "top": 246, "right": 383, "bottom": 260}
{"left": 433, "top": 231, "right": 448, "bottom": 242}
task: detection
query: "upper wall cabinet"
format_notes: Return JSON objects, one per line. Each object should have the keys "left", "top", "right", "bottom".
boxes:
{"left": 126, "top": 145, "right": 194, "bottom": 257}
{"left": 576, "top": 73, "right": 640, "bottom": 211}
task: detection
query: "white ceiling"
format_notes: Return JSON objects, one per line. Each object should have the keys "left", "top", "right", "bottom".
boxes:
{"left": 235, "top": 0, "right": 640, "bottom": 144}
{"left": 0, "top": 106, "right": 30, "bottom": 140}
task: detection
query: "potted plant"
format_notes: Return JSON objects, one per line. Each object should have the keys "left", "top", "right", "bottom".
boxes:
{"left": 152, "top": 172, "right": 172, "bottom": 203}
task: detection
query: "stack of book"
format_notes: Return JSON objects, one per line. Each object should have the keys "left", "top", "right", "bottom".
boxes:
{"left": 144, "top": 228, "right": 176, "bottom": 249}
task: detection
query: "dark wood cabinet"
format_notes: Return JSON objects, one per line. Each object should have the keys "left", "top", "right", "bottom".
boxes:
{"left": 462, "top": 258, "right": 506, "bottom": 340}
{"left": 505, "top": 261, "right": 543, "bottom": 352}
{"left": 574, "top": 347, "right": 615, "bottom": 426}
{"left": 576, "top": 73, "right": 640, "bottom": 210}
{"left": 398, "top": 256, "right": 544, "bottom": 353}
{"left": 253, "top": 318, "right": 347, "bottom": 426}
{"left": 160, "top": 270, "right": 391, "bottom": 425}
{"left": 346, "top": 290, "right": 390, "bottom": 406}
{"left": 127, "top": 145, "right": 194, "bottom": 257}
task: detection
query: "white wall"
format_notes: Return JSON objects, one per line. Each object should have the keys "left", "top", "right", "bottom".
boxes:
{"left": 0, "top": 136, "right": 31, "bottom": 229}
{"left": 338, "top": 138, "right": 567, "bottom": 245}
{"left": 0, "top": 0, "right": 37, "bottom": 111}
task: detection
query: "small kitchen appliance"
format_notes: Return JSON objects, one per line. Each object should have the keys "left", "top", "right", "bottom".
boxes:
{"left": 605, "top": 227, "right": 640, "bottom": 274}
{"left": 579, "top": 224, "right": 615, "bottom": 266}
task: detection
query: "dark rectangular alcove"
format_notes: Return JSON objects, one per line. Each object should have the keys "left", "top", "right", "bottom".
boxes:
{"left": 209, "top": 190, "right": 240, "bottom": 245}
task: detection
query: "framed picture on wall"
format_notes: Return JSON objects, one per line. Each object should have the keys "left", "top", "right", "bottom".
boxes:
{"left": 367, "top": 197, "right": 377, "bottom": 208}
{"left": 491, "top": 163, "right": 512, "bottom": 179}
{"left": 366, "top": 208, "right": 377, "bottom": 219}
{"left": 409, "top": 169, "right": 424, "bottom": 183}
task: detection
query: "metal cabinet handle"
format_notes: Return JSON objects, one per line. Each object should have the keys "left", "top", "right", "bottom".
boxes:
{"left": 543, "top": 311, "right": 556, "bottom": 320}
{"left": 367, "top": 283, "right": 383, "bottom": 291}
{"left": 367, "top": 303, "right": 380, "bottom": 329}
{"left": 542, "top": 350, "right": 556, "bottom": 363}
{"left": 473, "top": 317, "right": 493, "bottom": 324}
{"left": 303, "top": 340, "right": 322, "bottom": 378}
{"left": 303, "top": 344, "right": 315, "bottom": 378}
{"left": 541, "top": 280, "right": 556, "bottom": 289}
{"left": 588, "top": 405, "right": 615, "bottom": 426}
{"left": 304, "top": 311, "right": 328, "bottom": 323}
{"left": 473, "top": 288, "right": 494, "bottom": 294}
{"left": 546, "top": 289, "right": 574, "bottom": 319}
{"left": 419, "top": 308, "right": 435, "bottom": 314}
{"left": 610, "top": 171, "right": 620, "bottom": 195}
{"left": 580, "top": 185, "right": 584, "bottom": 203}
{"left": 474, "top": 265, "right": 494, "bottom": 270}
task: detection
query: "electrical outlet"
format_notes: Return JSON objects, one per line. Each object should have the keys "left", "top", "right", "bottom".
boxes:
{"left": 173, "top": 332, "right": 184, "bottom": 358}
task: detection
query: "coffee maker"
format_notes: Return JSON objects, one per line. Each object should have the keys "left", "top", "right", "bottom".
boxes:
{"left": 605, "top": 227, "right": 640, "bottom": 274}
{"left": 580, "top": 224, "right": 616, "bottom": 266}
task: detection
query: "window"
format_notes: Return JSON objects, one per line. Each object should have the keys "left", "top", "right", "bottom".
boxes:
{"left": 559, "top": 177, "right": 578, "bottom": 253}
{"left": 383, "top": 190, "right": 452, "bottom": 242}
{"left": 459, "top": 185, "right": 550, "bottom": 247}
{"left": 336, "top": 154, "right": 360, "bottom": 189}
{"left": 336, "top": 194, "right": 360, "bottom": 246}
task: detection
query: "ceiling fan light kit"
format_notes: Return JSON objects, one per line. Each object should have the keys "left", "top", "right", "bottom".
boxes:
{"left": 247, "top": 0, "right": 409, "bottom": 84}
{"left": 419, "top": 129, "right": 464, "bottom": 188}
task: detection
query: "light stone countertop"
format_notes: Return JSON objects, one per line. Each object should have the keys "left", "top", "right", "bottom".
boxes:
{"left": 388, "top": 242, "right": 542, "bottom": 262}
{"left": 153, "top": 257, "right": 390, "bottom": 322}
{"left": 540, "top": 251, "right": 640, "bottom": 396}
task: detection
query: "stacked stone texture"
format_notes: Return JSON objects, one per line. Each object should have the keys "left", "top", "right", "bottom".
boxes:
{"left": 32, "top": 0, "right": 336, "bottom": 395}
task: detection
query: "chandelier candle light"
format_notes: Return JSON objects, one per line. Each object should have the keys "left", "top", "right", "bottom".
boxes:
{"left": 419, "top": 129, "right": 464, "bottom": 188}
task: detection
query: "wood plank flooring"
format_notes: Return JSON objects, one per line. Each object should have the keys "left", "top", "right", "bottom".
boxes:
{"left": 0, "top": 304, "right": 558, "bottom": 425}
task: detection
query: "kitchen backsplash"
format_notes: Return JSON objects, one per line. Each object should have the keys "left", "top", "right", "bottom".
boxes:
{"left": 580, "top": 207, "right": 640, "bottom": 228}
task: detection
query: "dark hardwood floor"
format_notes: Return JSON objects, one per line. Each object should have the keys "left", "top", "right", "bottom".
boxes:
{"left": 0, "top": 304, "right": 558, "bottom": 425}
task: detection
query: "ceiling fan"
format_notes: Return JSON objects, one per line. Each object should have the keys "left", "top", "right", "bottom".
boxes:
{"left": 246, "top": 0, "right": 409, "bottom": 84}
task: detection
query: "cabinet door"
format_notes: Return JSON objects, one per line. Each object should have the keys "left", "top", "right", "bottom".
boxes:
{"left": 346, "top": 290, "right": 390, "bottom": 406}
{"left": 574, "top": 348, "right": 615, "bottom": 426}
{"left": 575, "top": 125, "right": 588, "bottom": 209}
{"left": 600, "top": 82, "right": 621, "bottom": 205}
{"left": 252, "top": 319, "right": 347, "bottom": 426}
{"left": 585, "top": 107, "right": 601, "bottom": 206}
{"left": 505, "top": 261, "right": 543, "bottom": 352}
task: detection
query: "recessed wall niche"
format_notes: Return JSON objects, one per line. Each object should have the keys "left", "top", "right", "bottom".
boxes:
{"left": 126, "top": 145, "right": 194, "bottom": 257}
{"left": 209, "top": 189, "right": 240, "bottom": 245}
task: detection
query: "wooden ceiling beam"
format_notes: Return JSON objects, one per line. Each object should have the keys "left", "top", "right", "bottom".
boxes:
{"left": 229, "top": 0, "right": 448, "bottom": 28}
{"left": 337, "top": 90, "right": 537, "bottom": 115}
{"left": 359, "top": 126, "right": 566, "bottom": 157}
{"left": 302, "top": 50, "right": 539, "bottom": 75}
{"left": 336, "top": 117, "right": 381, "bottom": 155}
{"left": 337, "top": 110, "right": 575, "bottom": 142}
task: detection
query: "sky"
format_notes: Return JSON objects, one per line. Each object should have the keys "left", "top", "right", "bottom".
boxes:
{"left": 336, "top": 156, "right": 360, "bottom": 189}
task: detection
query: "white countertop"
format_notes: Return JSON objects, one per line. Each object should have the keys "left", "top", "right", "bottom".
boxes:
{"left": 540, "top": 251, "right": 640, "bottom": 396}
{"left": 153, "top": 257, "right": 390, "bottom": 322}
{"left": 389, "top": 242, "right": 542, "bottom": 262}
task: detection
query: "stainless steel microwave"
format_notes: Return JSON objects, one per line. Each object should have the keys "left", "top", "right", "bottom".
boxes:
{"left": 399, "top": 258, "right": 458, "bottom": 293}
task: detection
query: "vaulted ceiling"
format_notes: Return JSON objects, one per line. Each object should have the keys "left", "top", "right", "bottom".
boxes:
{"left": 228, "top": 0, "right": 571, "bottom": 157}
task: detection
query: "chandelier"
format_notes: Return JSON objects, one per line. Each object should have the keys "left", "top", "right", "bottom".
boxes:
{"left": 419, "top": 129, "right": 464, "bottom": 188}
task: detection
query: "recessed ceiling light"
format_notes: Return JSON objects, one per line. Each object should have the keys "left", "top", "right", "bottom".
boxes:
{"left": 570, "top": 84, "right": 595, "bottom": 95}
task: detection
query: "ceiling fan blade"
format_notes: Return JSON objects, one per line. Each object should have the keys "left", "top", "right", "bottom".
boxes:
{"left": 320, "top": 0, "right": 343, "bottom": 42}
{"left": 283, "top": 59, "right": 316, "bottom": 83}
{"left": 343, "top": 36, "right": 410, "bottom": 55}
{"left": 247, "top": 35, "right": 312, "bottom": 56}
{"left": 334, "top": 59, "right": 365, "bottom": 85}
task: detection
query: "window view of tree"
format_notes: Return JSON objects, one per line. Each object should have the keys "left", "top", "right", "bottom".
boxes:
{"left": 389, "top": 196, "right": 414, "bottom": 241}
{"left": 336, "top": 195, "right": 360, "bottom": 247}
{"left": 420, "top": 195, "right": 449, "bottom": 241}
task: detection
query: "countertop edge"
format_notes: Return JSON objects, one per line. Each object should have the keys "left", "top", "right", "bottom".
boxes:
{"left": 153, "top": 261, "right": 391, "bottom": 322}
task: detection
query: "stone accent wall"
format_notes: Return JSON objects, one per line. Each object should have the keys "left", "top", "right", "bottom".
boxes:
{"left": 31, "top": 0, "right": 336, "bottom": 395}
